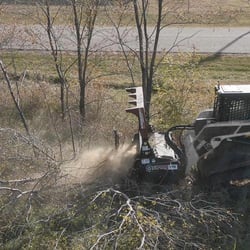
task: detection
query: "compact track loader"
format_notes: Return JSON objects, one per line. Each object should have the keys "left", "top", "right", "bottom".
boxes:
{"left": 126, "top": 85, "right": 250, "bottom": 186}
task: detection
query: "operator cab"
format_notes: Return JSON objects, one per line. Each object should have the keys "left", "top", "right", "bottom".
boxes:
{"left": 194, "top": 85, "right": 250, "bottom": 135}
{"left": 213, "top": 85, "right": 250, "bottom": 122}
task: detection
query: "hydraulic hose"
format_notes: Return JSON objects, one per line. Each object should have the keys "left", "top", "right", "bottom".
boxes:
{"left": 165, "top": 125, "right": 194, "bottom": 167}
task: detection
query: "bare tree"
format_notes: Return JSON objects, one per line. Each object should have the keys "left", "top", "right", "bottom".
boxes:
{"left": 34, "top": 0, "right": 100, "bottom": 123}
{"left": 70, "top": 0, "right": 100, "bottom": 121}
{"left": 37, "top": 0, "right": 77, "bottom": 157}
{"left": 106, "top": 1, "right": 182, "bottom": 122}
{"left": 106, "top": 1, "right": 199, "bottom": 122}
{"left": 132, "top": 0, "right": 165, "bottom": 122}
{"left": 39, "top": 0, "right": 69, "bottom": 120}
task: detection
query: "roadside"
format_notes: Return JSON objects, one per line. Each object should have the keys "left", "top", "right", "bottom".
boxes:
{"left": 1, "top": 25, "right": 250, "bottom": 54}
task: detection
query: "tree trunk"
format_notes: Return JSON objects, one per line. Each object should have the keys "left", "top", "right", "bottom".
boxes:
{"left": 43, "top": 0, "right": 67, "bottom": 119}
{"left": 132, "top": 0, "right": 163, "bottom": 123}
{"left": 79, "top": 81, "right": 86, "bottom": 120}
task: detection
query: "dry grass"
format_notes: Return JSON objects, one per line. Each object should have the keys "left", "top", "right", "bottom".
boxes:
{"left": 0, "top": 1, "right": 250, "bottom": 26}
{"left": 0, "top": 49, "right": 250, "bottom": 249}
{"left": 0, "top": 51, "right": 138, "bottom": 160}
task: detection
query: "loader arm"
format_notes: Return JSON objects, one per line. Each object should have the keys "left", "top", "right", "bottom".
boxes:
{"left": 194, "top": 121, "right": 250, "bottom": 156}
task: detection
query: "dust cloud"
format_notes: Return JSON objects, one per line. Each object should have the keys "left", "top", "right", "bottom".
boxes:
{"left": 61, "top": 144, "right": 136, "bottom": 185}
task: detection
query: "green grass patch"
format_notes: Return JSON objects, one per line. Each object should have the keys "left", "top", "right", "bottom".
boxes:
{"left": 198, "top": 55, "right": 250, "bottom": 83}
{"left": 2, "top": 51, "right": 250, "bottom": 84}
{"left": 0, "top": 51, "right": 141, "bottom": 87}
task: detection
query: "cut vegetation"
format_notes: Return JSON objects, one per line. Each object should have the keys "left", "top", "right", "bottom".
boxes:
{"left": 0, "top": 1, "right": 250, "bottom": 249}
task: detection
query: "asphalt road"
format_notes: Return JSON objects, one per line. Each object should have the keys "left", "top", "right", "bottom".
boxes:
{"left": 1, "top": 25, "right": 250, "bottom": 54}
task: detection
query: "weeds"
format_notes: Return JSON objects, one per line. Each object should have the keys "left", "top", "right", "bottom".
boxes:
{"left": 0, "top": 51, "right": 250, "bottom": 249}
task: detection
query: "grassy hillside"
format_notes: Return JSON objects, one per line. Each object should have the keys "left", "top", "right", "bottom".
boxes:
{"left": 0, "top": 50, "right": 250, "bottom": 249}
{"left": 1, "top": 1, "right": 250, "bottom": 248}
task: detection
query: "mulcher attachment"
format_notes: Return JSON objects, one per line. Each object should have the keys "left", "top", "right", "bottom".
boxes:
{"left": 126, "top": 87, "right": 184, "bottom": 184}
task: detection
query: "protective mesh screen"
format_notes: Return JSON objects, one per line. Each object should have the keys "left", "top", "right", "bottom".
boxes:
{"left": 215, "top": 96, "right": 250, "bottom": 121}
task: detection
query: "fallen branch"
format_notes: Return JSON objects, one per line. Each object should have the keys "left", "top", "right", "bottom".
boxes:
{"left": 0, "top": 176, "right": 44, "bottom": 185}
{"left": 0, "top": 186, "right": 36, "bottom": 199}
